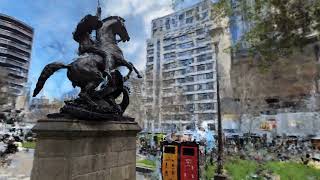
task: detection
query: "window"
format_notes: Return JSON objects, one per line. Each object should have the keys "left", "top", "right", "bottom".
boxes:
{"left": 164, "top": 52, "right": 176, "bottom": 59}
{"left": 147, "top": 49, "right": 154, "bottom": 54}
{"left": 198, "top": 103, "right": 214, "bottom": 110}
{"left": 178, "top": 41, "right": 194, "bottom": 49}
{"left": 196, "top": 74, "right": 206, "bottom": 80}
{"left": 147, "top": 43, "right": 154, "bottom": 47}
{"left": 206, "top": 63, "right": 213, "bottom": 70}
{"left": 180, "top": 58, "right": 193, "bottom": 66}
{"left": 146, "top": 64, "right": 153, "bottom": 70}
{"left": 178, "top": 50, "right": 193, "bottom": 57}
{"left": 197, "top": 64, "right": 206, "bottom": 71}
{"left": 179, "top": 13, "right": 185, "bottom": 20}
{"left": 196, "top": 28, "right": 205, "bottom": 35}
{"left": 196, "top": 46, "right": 210, "bottom": 53}
{"left": 201, "top": 2, "right": 208, "bottom": 10}
{"left": 186, "top": 85, "right": 194, "bottom": 92}
{"left": 199, "top": 113, "right": 214, "bottom": 120}
{"left": 176, "top": 69, "right": 186, "bottom": 76}
{"left": 186, "top": 9, "right": 193, "bottom": 16}
{"left": 178, "top": 34, "right": 188, "bottom": 41}
{"left": 196, "top": 84, "right": 202, "bottom": 91}
{"left": 163, "top": 38, "right": 172, "bottom": 44}
{"left": 201, "top": 11, "right": 208, "bottom": 20}
{"left": 186, "top": 94, "right": 194, "bottom": 101}
{"left": 186, "top": 17, "right": 193, "bottom": 24}
{"left": 187, "top": 66, "right": 194, "bottom": 73}
{"left": 186, "top": 104, "right": 195, "bottom": 111}
{"left": 197, "top": 54, "right": 206, "bottom": 62}
{"left": 147, "top": 57, "right": 154, "bottom": 63}
{"left": 177, "top": 78, "right": 186, "bottom": 83}
{"left": 198, "top": 93, "right": 214, "bottom": 100}
{"left": 172, "top": 20, "right": 176, "bottom": 28}
{"left": 165, "top": 18, "right": 170, "bottom": 29}
{"left": 163, "top": 44, "right": 176, "bottom": 51}
{"left": 186, "top": 76, "right": 194, "bottom": 82}
{"left": 206, "top": 82, "right": 214, "bottom": 90}
{"left": 206, "top": 72, "right": 213, "bottom": 79}
{"left": 152, "top": 21, "right": 157, "bottom": 29}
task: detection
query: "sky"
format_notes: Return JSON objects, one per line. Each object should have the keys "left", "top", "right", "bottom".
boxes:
{"left": 0, "top": 0, "right": 200, "bottom": 100}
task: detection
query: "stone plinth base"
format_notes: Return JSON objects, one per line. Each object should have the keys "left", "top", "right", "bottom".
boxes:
{"left": 30, "top": 117, "right": 141, "bottom": 180}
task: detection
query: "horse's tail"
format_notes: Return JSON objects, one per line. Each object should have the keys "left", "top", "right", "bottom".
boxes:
{"left": 33, "top": 62, "right": 69, "bottom": 97}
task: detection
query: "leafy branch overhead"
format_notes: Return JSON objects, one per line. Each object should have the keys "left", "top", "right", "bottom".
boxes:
{"left": 215, "top": 0, "right": 320, "bottom": 60}
{"left": 173, "top": 0, "right": 320, "bottom": 60}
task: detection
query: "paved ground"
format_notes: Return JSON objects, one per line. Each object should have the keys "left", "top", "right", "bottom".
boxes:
{"left": 0, "top": 150, "right": 153, "bottom": 180}
{"left": 0, "top": 149, "right": 33, "bottom": 180}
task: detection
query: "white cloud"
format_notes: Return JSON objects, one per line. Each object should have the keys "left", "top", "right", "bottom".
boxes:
{"left": 101, "top": 0, "right": 174, "bottom": 71}
{"left": 102, "top": 0, "right": 172, "bottom": 17}
{"left": 121, "top": 40, "right": 141, "bottom": 55}
{"left": 101, "top": 0, "right": 173, "bottom": 35}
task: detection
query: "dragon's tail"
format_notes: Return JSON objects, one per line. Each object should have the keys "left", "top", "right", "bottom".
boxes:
{"left": 33, "top": 62, "right": 69, "bottom": 97}
{"left": 120, "top": 87, "right": 130, "bottom": 114}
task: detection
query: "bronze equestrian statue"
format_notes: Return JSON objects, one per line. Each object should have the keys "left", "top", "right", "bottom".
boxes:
{"left": 32, "top": 12, "right": 142, "bottom": 120}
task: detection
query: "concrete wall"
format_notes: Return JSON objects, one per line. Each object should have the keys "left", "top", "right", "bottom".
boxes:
{"left": 31, "top": 118, "right": 141, "bottom": 180}
{"left": 239, "top": 112, "right": 320, "bottom": 135}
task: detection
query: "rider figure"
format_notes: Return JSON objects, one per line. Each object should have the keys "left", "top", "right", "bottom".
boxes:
{"left": 73, "top": 14, "right": 107, "bottom": 69}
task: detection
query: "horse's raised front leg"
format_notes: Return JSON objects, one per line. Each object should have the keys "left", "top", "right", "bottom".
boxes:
{"left": 128, "top": 62, "right": 142, "bottom": 78}
{"left": 115, "top": 57, "right": 133, "bottom": 80}
{"left": 116, "top": 57, "right": 142, "bottom": 80}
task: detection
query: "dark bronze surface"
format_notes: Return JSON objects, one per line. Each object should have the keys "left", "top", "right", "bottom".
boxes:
{"left": 33, "top": 13, "right": 141, "bottom": 120}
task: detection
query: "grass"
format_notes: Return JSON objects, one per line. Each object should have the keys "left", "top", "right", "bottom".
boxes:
{"left": 202, "top": 163, "right": 216, "bottom": 180}
{"left": 225, "top": 158, "right": 259, "bottom": 180}
{"left": 202, "top": 158, "right": 320, "bottom": 180}
{"left": 136, "top": 159, "right": 156, "bottom": 169}
{"left": 22, "top": 141, "right": 36, "bottom": 149}
{"left": 265, "top": 161, "right": 320, "bottom": 180}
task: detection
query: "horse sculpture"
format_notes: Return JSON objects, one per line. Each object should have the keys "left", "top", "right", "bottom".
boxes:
{"left": 32, "top": 16, "right": 141, "bottom": 119}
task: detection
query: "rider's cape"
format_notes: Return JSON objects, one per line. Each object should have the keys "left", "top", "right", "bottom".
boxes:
{"left": 73, "top": 14, "right": 103, "bottom": 42}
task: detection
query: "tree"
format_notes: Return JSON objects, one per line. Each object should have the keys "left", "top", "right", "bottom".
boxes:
{"left": 173, "top": 0, "right": 320, "bottom": 60}
{"left": 213, "top": 0, "right": 320, "bottom": 60}
{"left": 233, "top": 65, "right": 266, "bottom": 132}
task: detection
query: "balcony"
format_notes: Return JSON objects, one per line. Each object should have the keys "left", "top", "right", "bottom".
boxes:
{"left": 0, "top": 21, "right": 33, "bottom": 38}
{"left": 0, "top": 38, "right": 31, "bottom": 54}
{"left": 8, "top": 69, "right": 28, "bottom": 78}
{"left": 0, "top": 30, "right": 32, "bottom": 45}
{"left": 0, "top": 48, "right": 29, "bottom": 62}
{"left": 162, "top": 66, "right": 185, "bottom": 73}
{"left": 184, "top": 89, "right": 216, "bottom": 95}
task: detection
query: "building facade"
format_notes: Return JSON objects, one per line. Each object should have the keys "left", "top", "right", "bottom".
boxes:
{"left": 144, "top": 1, "right": 232, "bottom": 132}
{"left": 0, "top": 13, "right": 34, "bottom": 101}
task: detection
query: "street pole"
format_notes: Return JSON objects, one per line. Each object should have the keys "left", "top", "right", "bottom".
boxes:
{"left": 214, "top": 42, "right": 227, "bottom": 180}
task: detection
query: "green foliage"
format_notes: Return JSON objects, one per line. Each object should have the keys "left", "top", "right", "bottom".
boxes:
{"left": 170, "top": 0, "right": 320, "bottom": 61}
{"left": 202, "top": 163, "right": 216, "bottom": 180}
{"left": 224, "top": 158, "right": 259, "bottom": 180}
{"left": 22, "top": 141, "right": 36, "bottom": 149}
{"left": 213, "top": 0, "right": 320, "bottom": 60}
{"left": 265, "top": 161, "right": 320, "bottom": 180}
{"left": 202, "top": 157, "right": 320, "bottom": 179}
{"left": 137, "top": 159, "right": 156, "bottom": 169}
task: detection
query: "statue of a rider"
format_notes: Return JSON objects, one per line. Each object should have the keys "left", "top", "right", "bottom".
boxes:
{"left": 73, "top": 14, "right": 105, "bottom": 58}
{"left": 32, "top": 2, "right": 142, "bottom": 119}
{"left": 72, "top": 6, "right": 111, "bottom": 81}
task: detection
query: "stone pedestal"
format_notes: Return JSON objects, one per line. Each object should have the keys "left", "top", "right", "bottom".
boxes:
{"left": 30, "top": 117, "right": 141, "bottom": 180}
